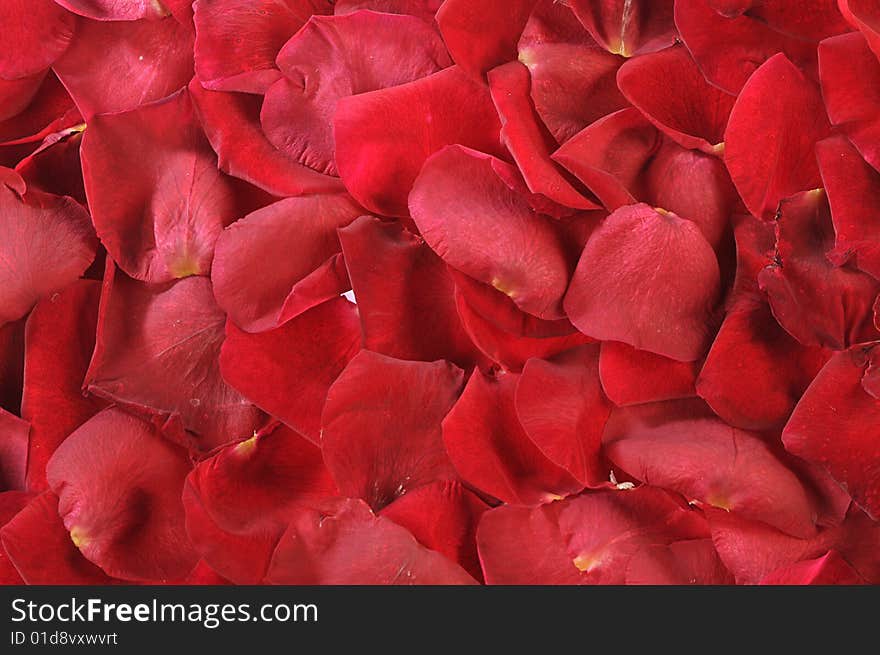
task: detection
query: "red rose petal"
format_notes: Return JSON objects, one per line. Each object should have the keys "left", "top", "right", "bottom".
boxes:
{"left": 605, "top": 413, "right": 818, "bottom": 538}
{"left": 380, "top": 481, "right": 488, "bottom": 582}
{"left": 188, "top": 79, "right": 344, "bottom": 198}
{"left": 817, "top": 135, "right": 880, "bottom": 278}
{"left": 194, "top": 0, "right": 334, "bottom": 94}
{"left": 675, "top": 0, "right": 819, "bottom": 95}
{"left": 841, "top": 0, "right": 880, "bottom": 59}
{"left": 54, "top": 0, "right": 173, "bottom": 21}
{"left": 0, "top": 73, "right": 47, "bottom": 124}
{"left": 0, "top": 408, "right": 28, "bottom": 492}
{"left": 723, "top": 53, "right": 830, "bottom": 220}
{"left": 0, "top": 0, "right": 75, "bottom": 80}
{"left": 21, "top": 280, "right": 104, "bottom": 492}
{"left": 625, "top": 539, "right": 734, "bottom": 585}
{"left": 334, "top": 0, "right": 442, "bottom": 19}
{"left": 552, "top": 108, "right": 660, "bottom": 211}
{"left": 219, "top": 297, "right": 361, "bottom": 443}
{"left": 515, "top": 345, "right": 611, "bottom": 487}
{"left": 599, "top": 341, "right": 701, "bottom": 406}
{"left": 81, "top": 90, "right": 245, "bottom": 284}
{"left": 265, "top": 498, "right": 477, "bottom": 584}
{"left": 0, "top": 491, "right": 118, "bottom": 584}
{"left": 0, "top": 73, "right": 78, "bottom": 150}
{"left": 617, "top": 44, "right": 735, "bottom": 154}
{"left": 53, "top": 14, "right": 194, "bottom": 119}
{"left": 183, "top": 422, "right": 336, "bottom": 584}
{"left": 0, "top": 318, "right": 25, "bottom": 415}
{"left": 334, "top": 65, "right": 505, "bottom": 216}
{"left": 410, "top": 145, "right": 571, "bottom": 320}
{"left": 46, "top": 408, "right": 198, "bottom": 582}
{"left": 442, "top": 368, "right": 582, "bottom": 505}
{"left": 565, "top": 203, "right": 721, "bottom": 361}
{"left": 759, "top": 550, "right": 866, "bottom": 585}
{"left": 568, "top": 0, "right": 676, "bottom": 57}
{"left": 488, "top": 61, "right": 599, "bottom": 210}
{"left": 338, "top": 216, "right": 483, "bottom": 368}
{"left": 0, "top": 491, "right": 32, "bottom": 583}
{"left": 758, "top": 190, "right": 880, "bottom": 350}
{"left": 262, "top": 11, "right": 450, "bottom": 176}
{"left": 321, "top": 350, "right": 463, "bottom": 510}
{"left": 212, "top": 194, "right": 362, "bottom": 333}
{"left": 85, "top": 264, "right": 263, "bottom": 453}
{"left": 0, "top": 184, "right": 96, "bottom": 327}
{"left": 436, "top": 0, "right": 538, "bottom": 78}
{"left": 783, "top": 345, "right": 880, "bottom": 519}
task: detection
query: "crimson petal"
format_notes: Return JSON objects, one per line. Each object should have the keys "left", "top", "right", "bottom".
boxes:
{"left": 0, "top": 409, "right": 28, "bottom": 492}
{"left": 599, "top": 341, "right": 701, "bottom": 406}
{"left": 760, "top": 550, "right": 866, "bottom": 584}
{"left": 54, "top": 0, "right": 174, "bottom": 20}
{"left": 625, "top": 539, "right": 734, "bottom": 585}
{"left": 568, "top": 0, "right": 676, "bottom": 56}
{"left": 0, "top": 0, "right": 75, "bottom": 80}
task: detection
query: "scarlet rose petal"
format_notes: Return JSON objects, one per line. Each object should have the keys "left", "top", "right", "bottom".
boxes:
{"left": 46, "top": 408, "right": 198, "bottom": 581}
{"left": 568, "top": 0, "right": 676, "bottom": 56}
{"left": 334, "top": 66, "right": 505, "bottom": 216}
{"left": 21, "top": 280, "right": 104, "bottom": 492}
{"left": 599, "top": 341, "right": 701, "bottom": 406}
{"left": 219, "top": 298, "right": 361, "bottom": 443}
{"left": 321, "top": 350, "right": 463, "bottom": 510}
{"left": 442, "top": 368, "right": 583, "bottom": 505}
{"left": 0, "top": 491, "right": 32, "bottom": 583}
{"left": 54, "top": 0, "right": 173, "bottom": 20}
{"left": 212, "top": 194, "right": 362, "bottom": 332}
{"left": 841, "top": 0, "right": 880, "bottom": 59}
{"left": 617, "top": 44, "right": 736, "bottom": 154}
{"left": 265, "top": 498, "right": 477, "bottom": 584}
{"left": 53, "top": 14, "right": 194, "bottom": 119}
{"left": 565, "top": 203, "right": 721, "bottom": 361}
{"left": 759, "top": 550, "right": 866, "bottom": 585}
{"left": 0, "top": 0, "right": 75, "bottom": 80}
{"left": 262, "top": 11, "right": 450, "bottom": 176}
{"left": 0, "top": 409, "right": 28, "bottom": 492}
{"left": 625, "top": 539, "right": 734, "bottom": 585}
{"left": 194, "top": 0, "right": 334, "bottom": 94}
{"left": 410, "top": 145, "right": 571, "bottom": 320}
{"left": 85, "top": 265, "right": 263, "bottom": 453}
{"left": 515, "top": 345, "right": 611, "bottom": 487}
{"left": 723, "top": 54, "right": 830, "bottom": 220}
{"left": 334, "top": 0, "right": 442, "bottom": 19}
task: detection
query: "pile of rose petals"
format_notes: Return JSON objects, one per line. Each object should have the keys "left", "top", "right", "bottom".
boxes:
{"left": 1, "top": 0, "right": 879, "bottom": 587}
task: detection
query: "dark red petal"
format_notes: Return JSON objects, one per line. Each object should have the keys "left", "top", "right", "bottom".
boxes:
{"left": 436, "top": 0, "right": 538, "bottom": 78}
{"left": 53, "top": 15, "right": 193, "bottom": 119}
{"left": 606, "top": 414, "right": 817, "bottom": 538}
{"left": 0, "top": 184, "right": 96, "bottom": 327}
{"left": 219, "top": 298, "right": 361, "bottom": 443}
{"left": 334, "top": 65, "right": 505, "bottom": 216}
{"left": 818, "top": 31, "right": 880, "bottom": 172}
{"left": 265, "top": 498, "right": 477, "bottom": 584}
{"left": 488, "top": 61, "right": 599, "bottom": 210}
{"left": 46, "top": 408, "right": 198, "bottom": 581}
{"left": 0, "top": 0, "right": 75, "bottom": 80}
{"left": 188, "top": 79, "right": 343, "bottom": 198}
{"left": 568, "top": 0, "right": 676, "bottom": 56}
{"left": 454, "top": 286, "right": 594, "bottom": 372}
{"left": 321, "top": 350, "right": 463, "bottom": 510}
{"left": 565, "top": 203, "right": 721, "bottom": 361}
{"left": 783, "top": 346, "right": 880, "bottom": 519}
{"left": 518, "top": 39, "right": 627, "bottom": 145}
{"left": 817, "top": 136, "right": 880, "bottom": 278}
{"left": 0, "top": 72, "right": 78, "bottom": 150}
{"left": 194, "top": 0, "right": 334, "bottom": 94}
{"left": 747, "top": 0, "right": 851, "bottom": 40}
{"left": 0, "top": 491, "right": 118, "bottom": 584}
{"left": 618, "top": 44, "right": 735, "bottom": 154}
{"left": 599, "top": 341, "right": 701, "bottom": 406}
{"left": 81, "top": 90, "right": 244, "bottom": 284}
{"left": 0, "top": 491, "right": 32, "bottom": 583}
{"left": 338, "top": 216, "right": 483, "bottom": 368}
{"left": 212, "top": 194, "right": 362, "bottom": 333}
{"left": 0, "top": 73, "right": 46, "bottom": 123}
{"left": 552, "top": 108, "right": 660, "bottom": 211}
{"left": 262, "top": 11, "right": 450, "bottom": 176}
{"left": 410, "top": 145, "right": 571, "bottom": 320}
{"left": 334, "top": 0, "right": 442, "bottom": 19}
{"left": 0, "top": 318, "right": 25, "bottom": 415}
{"left": 0, "top": 409, "right": 28, "bottom": 492}
{"left": 642, "top": 141, "right": 738, "bottom": 250}
{"left": 442, "top": 368, "right": 582, "bottom": 505}
{"left": 841, "top": 0, "right": 880, "bottom": 59}
{"left": 380, "top": 481, "right": 488, "bottom": 582}
{"left": 86, "top": 265, "right": 263, "bottom": 453}
{"left": 625, "top": 539, "right": 734, "bottom": 585}
{"left": 54, "top": 0, "right": 173, "bottom": 20}
{"left": 675, "top": 0, "right": 819, "bottom": 95}
{"left": 758, "top": 191, "right": 880, "bottom": 350}
{"left": 759, "top": 550, "right": 866, "bottom": 584}
{"left": 21, "top": 280, "right": 104, "bottom": 492}
{"left": 14, "top": 125, "right": 86, "bottom": 204}
{"left": 723, "top": 54, "right": 830, "bottom": 220}
{"left": 515, "top": 345, "right": 611, "bottom": 487}
{"left": 183, "top": 422, "right": 336, "bottom": 584}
